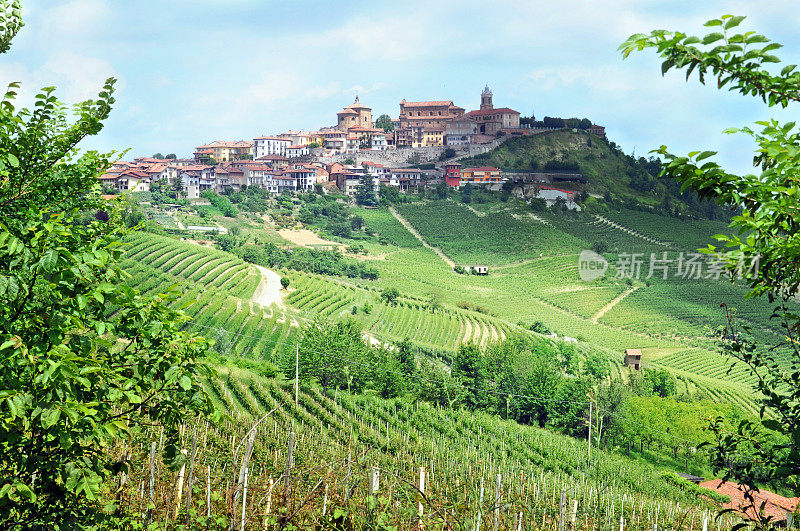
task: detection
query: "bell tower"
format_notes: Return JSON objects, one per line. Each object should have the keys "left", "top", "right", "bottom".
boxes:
{"left": 480, "top": 85, "right": 493, "bottom": 110}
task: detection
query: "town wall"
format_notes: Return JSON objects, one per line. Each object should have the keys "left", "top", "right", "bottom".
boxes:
{"left": 320, "top": 141, "right": 502, "bottom": 168}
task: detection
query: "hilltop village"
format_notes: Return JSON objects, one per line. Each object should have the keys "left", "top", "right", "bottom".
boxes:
{"left": 100, "top": 87, "right": 606, "bottom": 204}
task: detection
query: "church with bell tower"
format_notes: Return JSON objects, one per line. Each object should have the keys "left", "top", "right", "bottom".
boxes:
{"left": 480, "top": 85, "right": 493, "bottom": 110}
{"left": 467, "top": 85, "right": 520, "bottom": 134}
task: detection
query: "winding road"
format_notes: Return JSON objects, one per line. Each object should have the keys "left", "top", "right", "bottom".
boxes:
{"left": 251, "top": 265, "right": 286, "bottom": 309}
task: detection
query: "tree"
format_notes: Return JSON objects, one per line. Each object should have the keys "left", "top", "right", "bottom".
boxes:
{"left": 280, "top": 277, "right": 290, "bottom": 289}
{"left": 460, "top": 182, "right": 473, "bottom": 203}
{"left": 152, "top": 152, "right": 164, "bottom": 159}
{"left": 165, "top": 153, "right": 177, "bottom": 159}
{"left": 350, "top": 214, "right": 364, "bottom": 230}
{"left": 452, "top": 342, "right": 488, "bottom": 410}
{"left": 355, "top": 173, "right": 377, "bottom": 206}
{"left": 0, "top": 5, "right": 215, "bottom": 526}
{"left": 622, "top": 15, "right": 800, "bottom": 522}
{"left": 286, "top": 318, "right": 370, "bottom": 396}
{"left": 380, "top": 287, "right": 400, "bottom": 305}
{"left": 375, "top": 114, "right": 395, "bottom": 132}
{"left": 395, "top": 338, "right": 415, "bottom": 377}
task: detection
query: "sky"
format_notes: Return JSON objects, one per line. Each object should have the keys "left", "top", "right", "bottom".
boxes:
{"left": 3, "top": 0, "right": 799, "bottom": 174}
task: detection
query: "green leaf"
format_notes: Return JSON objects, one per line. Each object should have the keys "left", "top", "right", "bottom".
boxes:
{"left": 695, "top": 151, "right": 717, "bottom": 161}
{"left": 41, "top": 407, "right": 61, "bottom": 429}
{"left": 40, "top": 248, "right": 58, "bottom": 272}
{"left": 179, "top": 375, "right": 192, "bottom": 390}
{"left": 5, "top": 153, "right": 18, "bottom": 168}
{"left": 723, "top": 16, "right": 746, "bottom": 30}
{"left": 702, "top": 33, "right": 724, "bottom": 45}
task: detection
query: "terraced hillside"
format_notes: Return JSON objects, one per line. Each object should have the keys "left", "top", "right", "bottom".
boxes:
{"left": 122, "top": 232, "right": 300, "bottom": 361}
{"left": 119, "top": 366, "right": 731, "bottom": 529}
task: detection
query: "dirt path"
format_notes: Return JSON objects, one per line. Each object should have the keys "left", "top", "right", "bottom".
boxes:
{"left": 591, "top": 286, "right": 639, "bottom": 323}
{"left": 278, "top": 228, "right": 343, "bottom": 250}
{"left": 389, "top": 206, "right": 455, "bottom": 268}
{"left": 251, "top": 265, "right": 286, "bottom": 309}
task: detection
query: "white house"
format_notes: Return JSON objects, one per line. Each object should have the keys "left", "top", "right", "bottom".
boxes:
{"left": 253, "top": 136, "right": 292, "bottom": 158}
{"left": 286, "top": 144, "right": 310, "bottom": 158}
{"left": 284, "top": 167, "right": 316, "bottom": 191}
{"left": 371, "top": 132, "right": 388, "bottom": 150}
{"left": 537, "top": 186, "right": 581, "bottom": 211}
{"left": 264, "top": 173, "right": 297, "bottom": 194}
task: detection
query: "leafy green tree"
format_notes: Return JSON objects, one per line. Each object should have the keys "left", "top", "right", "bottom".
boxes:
{"left": 395, "top": 338, "right": 415, "bottom": 376}
{"left": 380, "top": 287, "right": 400, "bottom": 305}
{"left": 622, "top": 15, "right": 800, "bottom": 516}
{"left": 280, "top": 276, "right": 290, "bottom": 289}
{"left": 435, "top": 181, "right": 448, "bottom": 199}
{"left": 517, "top": 356, "right": 561, "bottom": 427}
{"left": 350, "top": 214, "right": 364, "bottom": 230}
{"left": 415, "top": 358, "right": 465, "bottom": 408}
{"left": 152, "top": 152, "right": 164, "bottom": 159}
{"left": 213, "top": 327, "right": 233, "bottom": 356}
{"left": 0, "top": 5, "right": 215, "bottom": 526}
{"left": 286, "top": 318, "right": 370, "bottom": 396}
{"left": 165, "top": 153, "right": 176, "bottom": 159}
{"left": 355, "top": 173, "right": 377, "bottom": 206}
{"left": 374, "top": 347, "right": 404, "bottom": 398}
{"left": 460, "top": 182, "right": 473, "bottom": 203}
{"left": 375, "top": 114, "right": 395, "bottom": 132}
{"left": 549, "top": 377, "right": 592, "bottom": 437}
{"left": 452, "top": 342, "right": 488, "bottom": 410}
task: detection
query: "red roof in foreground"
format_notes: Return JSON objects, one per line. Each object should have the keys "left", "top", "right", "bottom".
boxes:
{"left": 699, "top": 479, "right": 799, "bottom": 522}
{"left": 541, "top": 186, "right": 575, "bottom": 195}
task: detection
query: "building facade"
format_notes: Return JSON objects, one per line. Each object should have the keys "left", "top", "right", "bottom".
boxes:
{"left": 337, "top": 96, "right": 373, "bottom": 131}
{"left": 466, "top": 86, "right": 520, "bottom": 134}
{"left": 253, "top": 136, "right": 292, "bottom": 158}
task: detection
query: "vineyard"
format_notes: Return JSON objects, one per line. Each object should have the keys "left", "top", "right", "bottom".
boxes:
{"left": 121, "top": 232, "right": 300, "bottom": 361}
{"left": 116, "top": 366, "right": 733, "bottom": 529}
{"left": 394, "top": 201, "right": 586, "bottom": 266}
{"left": 285, "top": 271, "right": 525, "bottom": 351}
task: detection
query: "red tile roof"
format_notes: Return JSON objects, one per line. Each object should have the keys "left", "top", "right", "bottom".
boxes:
{"left": 401, "top": 100, "right": 455, "bottom": 107}
{"left": 466, "top": 107, "right": 520, "bottom": 117}
{"left": 541, "top": 186, "right": 575, "bottom": 195}
{"left": 699, "top": 480, "right": 798, "bottom": 522}
{"left": 463, "top": 166, "right": 501, "bottom": 172}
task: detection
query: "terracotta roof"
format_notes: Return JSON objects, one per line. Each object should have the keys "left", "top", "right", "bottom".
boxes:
{"left": 255, "top": 155, "right": 288, "bottom": 161}
{"left": 286, "top": 144, "right": 309, "bottom": 149}
{"left": 401, "top": 100, "right": 455, "bottom": 107}
{"left": 699, "top": 479, "right": 798, "bottom": 522}
{"left": 196, "top": 140, "right": 252, "bottom": 149}
{"left": 463, "top": 166, "right": 501, "bottom": 172}
{"left": 466, "top": 107, "right": 520, "bottom": 117}
{"left": 254, "top": 135, "right": 291, "bottom": 141}
{"left": 344, "top": 101, "right": 370, "bottom": 110}
{"left": 625, "top": 348, "right": 642, "bottom": 356}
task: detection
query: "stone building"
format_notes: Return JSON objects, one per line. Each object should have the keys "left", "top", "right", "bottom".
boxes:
{"left": 466, "top": 86, "right": 520, "bottom": 134}
{"left": 398, "top": 99, "right": 465, "bottom": 131}
{"left": 337, "top": 96, "right": 373, "bottom": 131}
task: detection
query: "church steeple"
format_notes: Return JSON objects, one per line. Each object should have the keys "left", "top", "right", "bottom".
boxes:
{"left": 480, "top": 85, "right": 493, "bottom": 110}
